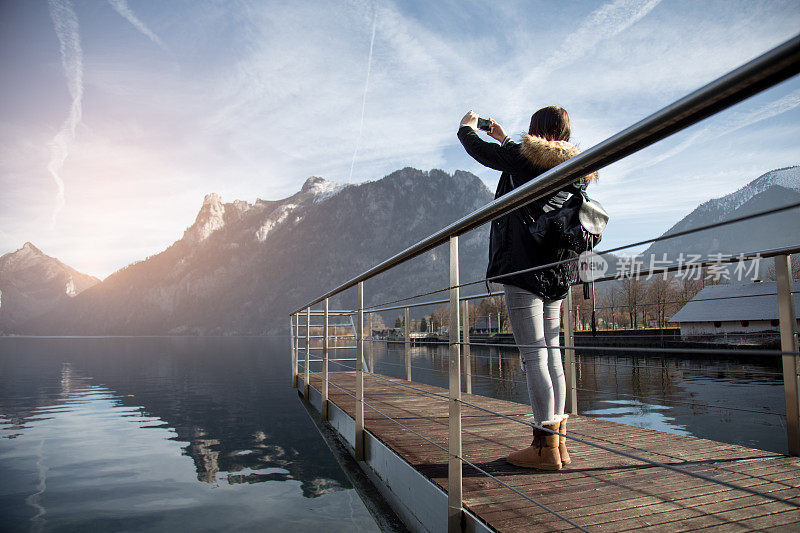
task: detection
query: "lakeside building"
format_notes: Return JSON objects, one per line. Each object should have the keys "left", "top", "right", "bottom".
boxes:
{"left": 669, "top": 280, "right": 799, "bottom": 344}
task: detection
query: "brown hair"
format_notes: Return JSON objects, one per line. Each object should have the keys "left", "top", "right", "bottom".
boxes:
{"left": 528, "top": 106, "right": 571, "bottom": 142}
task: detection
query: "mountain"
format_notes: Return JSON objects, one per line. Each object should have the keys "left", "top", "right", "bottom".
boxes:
{"left": 0, "top": 242, "right": 100, "bottom": 333}
{"left": 24, "top": 168, "right": 493, "bottom": 335}
{"left": 641, "top": 166, "right": 800, "bottom": 277}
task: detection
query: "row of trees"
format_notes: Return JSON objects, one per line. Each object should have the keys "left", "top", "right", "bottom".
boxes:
{"left": 572, "top": 275, "right": 703, "bottom": 331}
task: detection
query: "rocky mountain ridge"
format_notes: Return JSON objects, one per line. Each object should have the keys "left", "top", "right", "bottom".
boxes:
{"left": 23, "top": 168, "right": 493, "bottom": 335}
{"left": 0, "top": 242, "right": 99, "bottom": 332}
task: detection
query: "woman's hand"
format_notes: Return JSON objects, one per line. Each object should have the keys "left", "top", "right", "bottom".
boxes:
{"left": 460, "top": 110, "right": 478, "bottom": 130}
{"left": 488, "top": 119, "right": 507, "bottom": 143}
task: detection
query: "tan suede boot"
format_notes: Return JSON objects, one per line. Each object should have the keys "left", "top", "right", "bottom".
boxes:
{"left": 558, "top": 415, "right": 571, "bottom": 465}
{"left": 506, "top": 420, "right": 562, "bottom": 470}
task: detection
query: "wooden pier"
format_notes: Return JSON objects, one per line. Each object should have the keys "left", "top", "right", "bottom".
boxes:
{"left": 304, "top": 372, "right": 800, "bottom": 532}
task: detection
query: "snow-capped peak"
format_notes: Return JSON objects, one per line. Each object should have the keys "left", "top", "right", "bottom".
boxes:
{"left": 301, "top": 176, "right": 347, "bottom": 203}
{"left": 710, "top": 166, "right": 800, "bottom": 213}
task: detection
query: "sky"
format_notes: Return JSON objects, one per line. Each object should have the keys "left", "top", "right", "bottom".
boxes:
{"left": 1, "top": 0, "right": 799, "bottom": 279}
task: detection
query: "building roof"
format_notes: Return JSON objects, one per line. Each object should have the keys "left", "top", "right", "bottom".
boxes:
{"left": 670, "top": 280, "right": 799, "bottom": 323}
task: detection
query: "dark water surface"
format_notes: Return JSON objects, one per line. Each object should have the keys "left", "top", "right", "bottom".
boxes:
{"left": 2, "top": 337, "right": 789, "bottom": 532}
{"left": 356, "top": 341, "right": 788, "bottom": 454}
{"left": 0, "top": 337, "right": 378, "bottom": 533}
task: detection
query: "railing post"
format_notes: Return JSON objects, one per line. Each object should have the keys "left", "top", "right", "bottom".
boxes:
{"left": 290, "top": 314, "right": 297, "bottom": 388}
{"left": 368, "top": 313, "right": 374, "bottom": 372}
{"left": 405, "top": 307, "right": 411, "bottom": 381}
{"left": 776, "top": 254, "right": 800, "bottom": 455}
{"left": 294, "top": 314, "right": 300, "bottom": 388}
{"left": 322, "top": 298, "right": 330, "bottom": 421}
{"left": 462, "top": 300, "right": 472, "bottom": 394}
{"left": 356, "top": 282, "right": 365, "bottom": 460}
{"left": 448, "top": 236, "right": 462, "bottom": 532}
{"left": 304, "top": 307, "right": 311, "bottom": 399}
{"left": 563, "top": 288, "right": 578, "bottom": 415}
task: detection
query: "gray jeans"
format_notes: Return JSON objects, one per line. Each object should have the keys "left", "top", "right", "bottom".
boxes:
{"left": 503, "top": 284, "right": 565, "bottom": 424}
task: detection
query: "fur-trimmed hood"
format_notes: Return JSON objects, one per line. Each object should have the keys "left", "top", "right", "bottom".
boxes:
{"left": 518, "top": 134, "right": 598, "bottom": 184}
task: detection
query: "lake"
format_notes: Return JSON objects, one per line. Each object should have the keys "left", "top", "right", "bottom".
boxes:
{"left": 1, "top": 336, "right": 789, "bottom": 531}
{"left": 0, "top": 337, "right": 379, "bottom": 532}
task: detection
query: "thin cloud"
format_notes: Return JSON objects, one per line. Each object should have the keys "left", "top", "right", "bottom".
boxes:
{"left": 507, "top": 0, "right": 663, "bottom": 128}
{"left": 47, "top": 0, "right": 83, "bottom": 228}
{"left": 108, "top": 0, "right": 167, "bottom": 50}
{"left": 620, "top": 88, "right": 800, "bottom": 177}
{"left": 543, "top": 0, "right": 663, "bottom": 72}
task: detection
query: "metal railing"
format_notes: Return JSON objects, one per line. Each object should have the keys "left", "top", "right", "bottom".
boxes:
{"left": 290, "top": 33, "right": 800, "bottom": 532}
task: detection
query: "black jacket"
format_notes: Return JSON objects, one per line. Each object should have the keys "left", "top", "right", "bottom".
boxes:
{"left": 458, "top": 125, "right": 596, "bottom": 300}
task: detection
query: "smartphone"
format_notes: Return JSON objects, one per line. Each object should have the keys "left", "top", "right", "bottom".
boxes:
{"left": 477, "top": 117, "right": 493, "bottom": 132}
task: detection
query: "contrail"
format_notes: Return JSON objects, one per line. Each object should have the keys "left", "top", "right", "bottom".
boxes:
{"left": 108, "top": 0, "right": 167, "bottom": 50}
{"left": 47, "top": 0, "right": 83, "bottom": 228}
{"left": 348, "top": 6, "right": 378, "bottom": 183}
{"left": 623, "top": 88, "right": 800, "bottom": 177}
{"left": 509, "top": 0, "right": 662, "bottom": 131}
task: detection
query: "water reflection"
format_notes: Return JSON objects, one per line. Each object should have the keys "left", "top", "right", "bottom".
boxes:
{"left": 356, "top": 339, "right": 787, "bottom": 454}
{"left": 0, "top": 337, "right": 378, "bottom": 532}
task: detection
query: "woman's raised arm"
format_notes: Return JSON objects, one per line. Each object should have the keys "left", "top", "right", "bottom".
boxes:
{"left": 457, "top": 110, "right": 515, "bottom": 172}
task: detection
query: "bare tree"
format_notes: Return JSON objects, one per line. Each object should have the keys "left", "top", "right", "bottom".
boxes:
{"left": 431, "top": 305, "right": 449, "bottom": 333}
{"left": 478, "top": 295, "right": 508, "bottom": 332}
{"left": 676, "top": 275, "right": 702, "bottom": 308}
{"left": 596, "top": 282, "right": 622, "bottom": 330}
{"left": 647, "top": 276, "right": 676, "bottom": 328}
{"left": 465, "top": 302, "right": 479, "bottom": 328}
{"left": 621, "top": 277, "right": 644, "bottom": 329}
{"left": 366, "top": 312, "right": 385, "bottom": 331}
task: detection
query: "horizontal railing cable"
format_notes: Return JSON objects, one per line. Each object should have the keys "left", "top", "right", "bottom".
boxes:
{"left": 594, "top": 205, "right": 800, "bottom": 265}
{"left": 373, "top": 359, "right": 452, "bottom": 376}
{"left": 365, "top": 291, "right": 495, "bottom": 314}
{"left": 365, "top": 337, "right": 450, "bottom": 345}
{"left": 555, "top": 332, "right": 757, "bottom": 339}
{"left": 453, "top": 396, "right": 800, "bottom": 509}
{"left": 588, "top": 291, "right": 782, "bottom": 312}
{"left": 461, "top": 341, "right": 800, "bottom": 358}
{"left": 311, "top": 355, "right": 782, "bottom": 378}
{"left": 455, "top": 454, "right": 590, "bottom": 532}
{"left": 574, "top": 387, "right": 784, "bottom": 416}
{"left": 364, "top": 336, "right": 798, "bottom": 362}
{"left": 361, "top": 285, "right": 453, "bottom": 312}
{"left": 478, "top": 236, "right": 800, "bottom": 296}
{"left": 573, "top": 360, "right": 782, "bottom": 377}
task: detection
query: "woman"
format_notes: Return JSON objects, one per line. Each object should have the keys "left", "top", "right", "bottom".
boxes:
{"left": 458, "top": 106, "right": 597, "bottom": 470}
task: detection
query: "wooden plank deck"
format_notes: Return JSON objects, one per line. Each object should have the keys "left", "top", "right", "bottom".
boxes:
{"left": 307, "top": 372, "right": 800, "bottom": 532}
